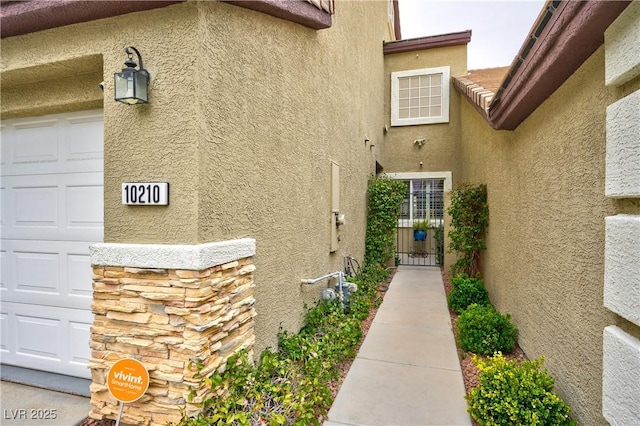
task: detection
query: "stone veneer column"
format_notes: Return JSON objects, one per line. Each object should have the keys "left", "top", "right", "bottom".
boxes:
{"left": 87, "top": 239, "right": 256, "bottom": 426}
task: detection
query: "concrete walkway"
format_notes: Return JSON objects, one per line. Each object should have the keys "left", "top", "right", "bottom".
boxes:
{"left": 325, "top": 266, "right": 472, "bottom": 426}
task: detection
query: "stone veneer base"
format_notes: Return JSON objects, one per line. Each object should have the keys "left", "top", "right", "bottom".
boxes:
{"left": 88, "top": 240, "right": 256, "bottom": 426}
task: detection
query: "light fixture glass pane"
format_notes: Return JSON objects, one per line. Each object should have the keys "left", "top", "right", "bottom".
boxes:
{"left": 134, "top": 72, "right": 148, "bottom": 103}
{"left": 114, "top": 73, "right": 134, "bottom": 100}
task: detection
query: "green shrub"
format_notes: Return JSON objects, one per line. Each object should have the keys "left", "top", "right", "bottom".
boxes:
{"left": 467, "top": 353, "right": 577, "bottom": 426}
{"left": 364, "top": 177, "right": 407, "bottom": 268}
{"left": 447, "top": 274, "right": 491, "bottom": 314}
{"left": 447, "top": 183, "right": 489, "bottom": 276}
{"left": 176, "top": 267, "right": 388, "bottom": 426}
{"left": 457, "top": 304, "right": 518, "bottom": 355}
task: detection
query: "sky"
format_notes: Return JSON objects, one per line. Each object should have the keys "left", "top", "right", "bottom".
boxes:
{"left": 398, "top": 0, "right": 547, "bottom": 70}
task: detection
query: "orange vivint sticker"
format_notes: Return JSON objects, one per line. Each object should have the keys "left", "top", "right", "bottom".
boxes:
{"left": 107, "top": 358, "right": 150, "bottom": 403}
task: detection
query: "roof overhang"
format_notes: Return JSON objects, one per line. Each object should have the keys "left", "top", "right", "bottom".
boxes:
{"left": 0, "top": 1, "right": 185, "bottom": 39}
{"left": 383, "top": 30, "right": 472, "bottom": 55}
{"left": 221, "top": 0, "right": 332, "bottom": 30}
{"left": 0, "top": 0, "right": 333, "bottom": 39}
{"left": 484, "top": 0, "right": 632, "bottom": 130}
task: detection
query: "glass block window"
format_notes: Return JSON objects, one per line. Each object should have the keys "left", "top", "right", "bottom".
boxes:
{"left": 391, "top": 66, "right": 450, "bottom": 126}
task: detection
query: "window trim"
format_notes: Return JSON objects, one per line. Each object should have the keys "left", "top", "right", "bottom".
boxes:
{"left": 385, "top": 172, "right": 452, "bottom": 191}
{"left": 390, "top": 66, "right": 450, "bottom": 126}
{"left": 385, "top": 171, "right": 452, "bottom": 228}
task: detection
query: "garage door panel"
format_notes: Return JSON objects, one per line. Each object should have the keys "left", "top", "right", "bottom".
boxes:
{"left": 0, "top": 185, "right": 6, "bottom": 230}
{"left": 3, "top": 240, "right": 94, "bottom": 310}
{"left": 69, "top": 321, "right": 92, "bottom": 366}
{"left": 0, "top": 302, "right": 92, "bottom": 378}
{"left": 16, "top": 314, "right": 62, "bottom": 359}
{"left": 2, "top": 109, "right": 103, "bottom": 177}
{"left": 66, "top": 114, "right": 104, "bottom": 162}
{"left": 12, "top": 119, "right": 60, "bottom": 166}
{"left": 15, "top": 250, "right": 60, "bottom": 294}
{"left": 67, "top": 184, "right": 103, "bottom": 230}
{"left": 1, "top": 110, "right": 101, "bottom": 379}
{"left": 1, "top": 249, "right": 6, "bottom": 290}
{"left": 2, "top": 172, "right": 103, "bottom": 241}
{"left": 0, "top": 312, "right": 8, "bottom": 352}
{"left": 67, "top": 253, "right": 93, "bottom": 299}
{"left": 1, "top": 124, "right": 6, "bottom": 167}
{"left": 14, "top": 185, "right": 59, "bottom": 228}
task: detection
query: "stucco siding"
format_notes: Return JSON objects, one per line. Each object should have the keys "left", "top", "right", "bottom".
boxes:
{"left": 1, "top": 0, "right": 391, "bottom": 355}
{"left": 2, "top": 3, "right": 204, "bottom": 245}
{"left": 457, "top": 47, "right": 640, "bottom": 424}
{"left": 382, "top": 45, "right": 467, "bottom": 270}
{"left": 194, "top": 1, "right": 387, "bottom": 352}
{"left": 383, "top": 45, "right": 467, "bottom": 177}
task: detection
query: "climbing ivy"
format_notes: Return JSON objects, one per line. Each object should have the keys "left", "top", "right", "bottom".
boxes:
{"left": 447, "top": 183, "right": 489, "bottom": 276}
{"left": 364, "top": 176, "right": 407, "bottom": 269}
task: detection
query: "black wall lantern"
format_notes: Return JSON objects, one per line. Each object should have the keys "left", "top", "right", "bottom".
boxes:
{"left": 114, "top": 46, "right": 150, "bottom": 104}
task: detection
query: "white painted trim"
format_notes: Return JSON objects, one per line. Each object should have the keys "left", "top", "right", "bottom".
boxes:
{"left": 384, "top": 171, "right": 453, "bottom": 192}
{"left": 391, "top": 66, "right": 450, "bottom": 126}
{"left": 603, "top": 326, "right": 640, "bottom": 425}
{"left": 90, "top": 238, "right": 256, "bottom": 270}
{"left": 604, "top": 214, "right": 640, "bottom": 326}
{"left": 604, "top": 1, "right": 640, "bottom": 87}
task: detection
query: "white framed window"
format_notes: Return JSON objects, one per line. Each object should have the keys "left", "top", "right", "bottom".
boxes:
{"left": 391, "top": 66, "right": 450, "bottom": 126}
{"left": 385, "top": 172, "right": 451, "bottom": 228}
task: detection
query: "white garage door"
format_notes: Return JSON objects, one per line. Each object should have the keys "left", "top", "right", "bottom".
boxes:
{"left": 1, "top": 110, "right": 103, "bottom": 379}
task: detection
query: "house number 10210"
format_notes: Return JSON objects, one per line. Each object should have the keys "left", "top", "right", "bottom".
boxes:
{"left": 122, "top": 182, "right": 169, "bottom": 205}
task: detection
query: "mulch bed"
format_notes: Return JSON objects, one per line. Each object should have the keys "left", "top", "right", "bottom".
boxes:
{"left": 441, "top": 269, "right": 528, "bottom": 425}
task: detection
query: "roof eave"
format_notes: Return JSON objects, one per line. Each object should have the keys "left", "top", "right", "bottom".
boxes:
{"left": 0, "top": 0, "right": 185, "bottom": 39}
{"left": 487, "top": 0, "right": 632, "bottom": 131}
{"left": 383, "top": 30, "right": 472, "bottom": 55}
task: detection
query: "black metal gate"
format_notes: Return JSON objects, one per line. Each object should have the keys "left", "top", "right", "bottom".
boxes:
{"left": 396, "top": 180, "right": 444, "bottom": 267}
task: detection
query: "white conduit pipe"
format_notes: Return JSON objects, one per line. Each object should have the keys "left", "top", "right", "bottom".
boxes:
{"left": 301, "top": 271, "right": 342, "bottom": 285}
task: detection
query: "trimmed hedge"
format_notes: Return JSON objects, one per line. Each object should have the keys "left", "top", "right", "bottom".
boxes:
{"left": 447, "top": 274, "right": 491, "bottom": 314}
{"left": 457, "top": 303, "right": 518, "bottom": 355}
{"left": 467, "top": 353, "right": 577, "bottom": 425}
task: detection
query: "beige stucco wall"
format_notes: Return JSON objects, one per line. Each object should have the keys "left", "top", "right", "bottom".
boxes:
{"left": 382, "top": 45, "right": 467, "bottom": 269}
{"left": 1, "top": 1, "right": 390, "bottom": 354}
{"left": 1, "top": 3, "right": 204, "bottom": 244}
{"left": 192, "top": 0, "right": 389, "bottom": 353}
{"left": 382, "top": 45, "right": 466, "bottom": 176}
{"left": 457, "top": 46, "right": 640, "bottom": 424}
